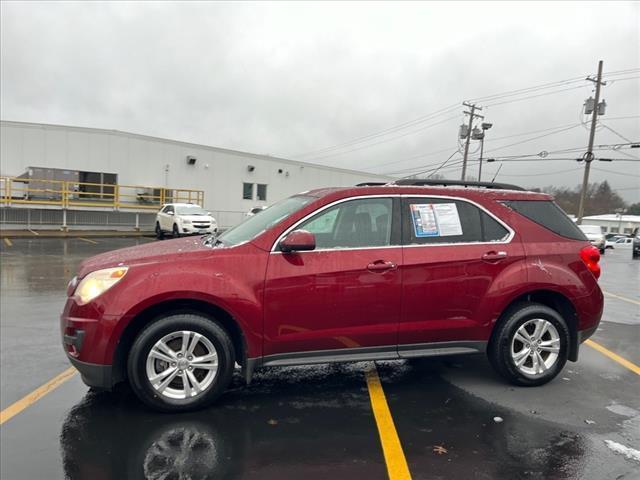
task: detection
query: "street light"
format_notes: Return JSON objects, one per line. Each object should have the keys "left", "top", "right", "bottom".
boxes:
{"left": 477, "top": 122, "right": 493, "bottom": 182}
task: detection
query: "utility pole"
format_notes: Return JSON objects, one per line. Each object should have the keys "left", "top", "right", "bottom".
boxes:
{"left": 460, "top": 102, "right": 483, "bottom": 181}
{"left": 577, "top": 60, "right": 606, "bottom": 224}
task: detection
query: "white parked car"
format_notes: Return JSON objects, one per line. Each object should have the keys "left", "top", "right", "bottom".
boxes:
{"left": 605, "top": 235, "right": 626, "bottom": 249}
{"left": 607, "top": 236, "right": 634, "bottom": 249}
{"left": 578, "top": 225, "right": 606, "bottom": 254}
{"left": 155, "top": 203, "right": 218, "bottom": 239}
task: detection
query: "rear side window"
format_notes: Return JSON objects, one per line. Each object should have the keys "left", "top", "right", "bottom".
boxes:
{"left": 402, "top": 198, "right": 510, "bottom": 245}
{"left": 503, "top": 200, "right": 586, "bottom": 241}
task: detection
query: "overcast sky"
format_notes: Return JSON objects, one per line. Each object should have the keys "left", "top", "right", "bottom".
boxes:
{"left": 1, "top": 1, "right": 639, "bottom": 202}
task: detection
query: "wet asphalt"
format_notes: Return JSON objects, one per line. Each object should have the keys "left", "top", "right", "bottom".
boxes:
{"left": 0, "top": 237, "right": 639, "bottom": 479}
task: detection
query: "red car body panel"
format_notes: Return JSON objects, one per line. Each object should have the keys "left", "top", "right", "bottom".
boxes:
{"left": 263, "top": 247, "right": 403, "bottom": 356}
{"left": 61, "top": 185, "right": 604, "bottom": 389}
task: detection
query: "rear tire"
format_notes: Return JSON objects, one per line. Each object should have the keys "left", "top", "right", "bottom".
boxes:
{"left": 127, "top": 314, "right": 235, "bottom": 412}
{"left": 488, "top": 302, "right": 569, "bottom": 386}
{"left": 155, "top": 222, "right": 164, "bottom": 240}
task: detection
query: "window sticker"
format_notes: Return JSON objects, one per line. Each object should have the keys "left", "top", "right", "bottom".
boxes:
{"left": 410, "top": 203, "right": 463, "bottom": 237}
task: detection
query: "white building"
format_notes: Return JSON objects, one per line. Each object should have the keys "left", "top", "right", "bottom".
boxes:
{"left": 0, "top": 120, "right": 390, "bottom": 229}
{"left": 582, "top": 214, "right": 640, "bottom": 236}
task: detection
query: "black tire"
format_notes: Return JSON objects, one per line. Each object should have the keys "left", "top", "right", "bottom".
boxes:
{"left": 155, "top": 222, "right": 164, "bottom": 240}
{"left": 488, "top": 302, "right": 570, "bottom": 387}
{"left": 127, "top": 314, "right": 235, "bottom": 412}
{"left": 172, "top": 223, "right": 180, "bottom": 237}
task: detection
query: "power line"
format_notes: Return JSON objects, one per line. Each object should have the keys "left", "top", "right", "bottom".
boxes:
{"left": 301, "top": 114, "right": 460, "bottom": 161}
{"left": 598, "top": 123, "right": 635, "bottom": 143}
{"left": 592, "top": 167, "right": 640, "bottom": 177}
{"left": 291, "top": 103, "right": 459, "bottom": 158}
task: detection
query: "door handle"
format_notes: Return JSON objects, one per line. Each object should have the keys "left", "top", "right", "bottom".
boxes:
{"left": 367, "top": 260, "right": 397, "bottom": 272}
{"left": 482, "top": 251, "right": 508, "bottom": 262}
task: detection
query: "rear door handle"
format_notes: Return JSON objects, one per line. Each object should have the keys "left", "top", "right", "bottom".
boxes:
{"left": 367, "top": 260, "right": 397, "bottom": 272}
{"left": 482, "top": 251, "right": 508, "bottom": 262}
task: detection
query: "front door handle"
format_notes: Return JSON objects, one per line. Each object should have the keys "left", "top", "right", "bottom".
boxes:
{"left": 482, "top": 251, "right": 508, "bottom": 262}
{"left": 367, "top": 260, "right": 397, "bottom": 272}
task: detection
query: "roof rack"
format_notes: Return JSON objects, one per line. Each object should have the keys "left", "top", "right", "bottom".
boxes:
{"left": 355, "top": 182, "right": 388, "bottom": 187}
{"left": 392, "top": 179, "right": 525, "bottom": 191}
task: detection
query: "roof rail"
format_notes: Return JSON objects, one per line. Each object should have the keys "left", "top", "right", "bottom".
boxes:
{"left": 355, "top": 182, "right": 388, "bottom": 187}
{"left": 392, "top": 179, "right": 525, "bottom": 191}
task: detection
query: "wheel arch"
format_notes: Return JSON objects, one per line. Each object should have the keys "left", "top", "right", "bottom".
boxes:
{"left": 490, "top": 289, "right": 580, "bottom": 362}
{"left": 112, "top": 298, "right": 248, "bottom": 385}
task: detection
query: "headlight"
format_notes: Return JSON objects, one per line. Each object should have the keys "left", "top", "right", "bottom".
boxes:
{"left": 75, "top": 267, "right": 128, "bottom": 305}
{"left": 181, "top": 219, "right": 192, "bottom": 224}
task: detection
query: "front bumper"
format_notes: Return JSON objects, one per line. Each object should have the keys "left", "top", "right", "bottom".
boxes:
{"left": 67, "top": 355, "right": 114, "bottom": 390}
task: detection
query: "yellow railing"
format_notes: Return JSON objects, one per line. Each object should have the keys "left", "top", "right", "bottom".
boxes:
{"left": 0, "top": 176, "right": 204, "bottom": 210}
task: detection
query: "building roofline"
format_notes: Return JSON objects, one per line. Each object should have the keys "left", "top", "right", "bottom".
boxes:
{"left": 0, "top": 119, "right": 391, "bottom": 180}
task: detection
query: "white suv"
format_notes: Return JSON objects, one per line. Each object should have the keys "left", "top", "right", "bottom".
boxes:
{"left": 155, "top": 203, "right": 218, "bottom": 239}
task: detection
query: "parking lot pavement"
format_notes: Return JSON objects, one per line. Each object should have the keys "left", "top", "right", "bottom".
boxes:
{"left": 1, "top": 238, "right": 639, "bottom": 479}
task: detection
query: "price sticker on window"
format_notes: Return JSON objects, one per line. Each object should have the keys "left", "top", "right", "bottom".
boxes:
{"left": 410, "top": 203, "right": 463, "bottom": 237}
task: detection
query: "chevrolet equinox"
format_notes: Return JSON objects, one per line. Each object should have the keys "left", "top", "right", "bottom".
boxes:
{"left": 61, "top": 180, "right": 604, "bottom": 412}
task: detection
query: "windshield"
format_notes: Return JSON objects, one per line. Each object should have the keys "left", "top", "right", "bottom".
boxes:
{"left": 175, "top": 205, "right": 208, "bottom": 215}
{"left": 218, "top": 195, "right": 315, "bottom": 246}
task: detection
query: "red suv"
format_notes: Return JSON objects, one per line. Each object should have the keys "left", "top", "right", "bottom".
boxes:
{"left": 61, "top": 180, "right": 603, "bottom": 412}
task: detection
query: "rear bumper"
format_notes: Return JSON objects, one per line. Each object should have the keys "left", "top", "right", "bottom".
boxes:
{"left": 578, "top": 325, "right": 598, "bottom": 343}
{"left": 68, "top": 356, "right": 114, "bottom": 390}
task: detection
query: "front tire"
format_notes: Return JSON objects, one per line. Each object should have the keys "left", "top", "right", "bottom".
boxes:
{"left": 127, "top": 314, "right": 235, "bottom": 412}
{"left": 172, "top": 224, "right": 180, "bottom": 237}
{"left": 488, "top": 303, "right": 569, "bottom": 386}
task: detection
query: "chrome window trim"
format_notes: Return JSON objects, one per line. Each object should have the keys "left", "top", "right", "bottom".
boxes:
{"left": 269, "top": 194, "right": 515, "bottom": 253}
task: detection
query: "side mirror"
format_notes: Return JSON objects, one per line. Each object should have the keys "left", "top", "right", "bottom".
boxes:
{"left": 280, "top": 230, "right": 316, "bottom": 253}
{"left": 167, "top": 211, "right": 174, "bottom": 216}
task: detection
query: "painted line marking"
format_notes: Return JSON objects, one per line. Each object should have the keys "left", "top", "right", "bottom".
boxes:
{"left": 365, "top": 363, "right": 412, "bottom": 480}
{"left": 0, "top": 367, "right": 77, "bottom": 425}
{"left": 3, "top": 238, "right": 12, "bottom": 247}
{"left": 603, "top": 290, "right": 640, "bottom": 306}
{"left": 77, "top": 237, "right": 98, "bottom": 244}
{"left": 585, "top": 340, "right": 640, "bottom": 376}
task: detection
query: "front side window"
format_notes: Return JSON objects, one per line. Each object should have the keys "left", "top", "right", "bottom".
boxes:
{"left": 164, "top": 205, "right": 174, "bottom": 214}
{"left": 403, "top": 197, "right": 509, "bottom": 245}
{"left": 298, "top": 198, "right": 394, "bottom": 250}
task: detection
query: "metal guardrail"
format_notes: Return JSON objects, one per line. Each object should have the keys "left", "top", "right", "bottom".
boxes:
{"left": 0, "top": 176, "right": 204, "bottom": 210}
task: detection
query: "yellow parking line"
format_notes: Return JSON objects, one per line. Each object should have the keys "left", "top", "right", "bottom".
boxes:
{"left": 603, "top": 290, "right": 640, "bottom": 306}
{"left": 0, "top": 367, "right": 77, "bottom": 425}
{"left": 77, "top": 237, "right": 98, "bottom": 244}
{"left": 3, "top": 238, "right": 12, "bottom": 247}
{"left": 365, "top": 364, "right": 412, "bottom": 480}
{"left": 585, "top": 340, "right": 640, "bottom": 375}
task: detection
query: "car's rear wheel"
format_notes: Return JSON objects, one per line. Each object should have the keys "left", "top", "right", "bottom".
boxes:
{"left": 488, "top": 303, "right": 569, "bottom": 386}
{"left": 155, "top": 222, "right": 164, "bottom": 240}
{"left": 172, "top": 224, "right": 180, "bottom": 237}
{"left": 127, "top": 314, "right": 235, "bottom": 412}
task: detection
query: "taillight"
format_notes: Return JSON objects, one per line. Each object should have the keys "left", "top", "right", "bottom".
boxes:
{"left": 580, "top": 246, "right": 601, "bottom": 279}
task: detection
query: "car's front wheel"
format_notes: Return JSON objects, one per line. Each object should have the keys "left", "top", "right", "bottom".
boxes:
{"left": 127, "top": 314, "right": 235, "bottom": 412}
{"left": 172, "top": 224, "right": 180, "bottom": 237}
{"left": 488, "top": 303, "right": 569, "bottom": 386}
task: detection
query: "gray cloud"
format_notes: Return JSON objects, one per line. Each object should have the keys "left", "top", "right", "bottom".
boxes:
{"left": 1, "top": 1, "right": 638, "bottom": 201}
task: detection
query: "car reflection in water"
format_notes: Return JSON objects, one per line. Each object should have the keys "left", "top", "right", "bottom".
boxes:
{"left": 60, "top": 361, "right": 589, "bottom": 480}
